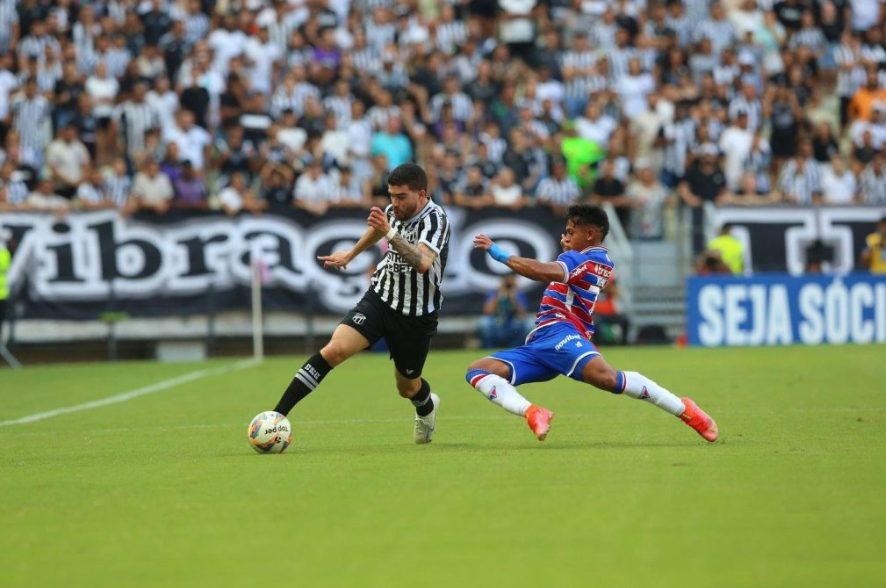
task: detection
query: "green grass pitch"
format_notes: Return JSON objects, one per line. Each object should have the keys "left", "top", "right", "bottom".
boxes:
{"left": 1, "top": 345, "right": 884, "bottom": 588}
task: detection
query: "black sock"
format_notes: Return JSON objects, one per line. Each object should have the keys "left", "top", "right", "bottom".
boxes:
{"left": 411, "top": 378, "right": 434, "bottom": 416}
{"left": 274, "top": 352, "right": 333, "bottom": 415}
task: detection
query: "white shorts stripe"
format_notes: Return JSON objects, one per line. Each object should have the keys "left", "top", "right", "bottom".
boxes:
{"left": 566, "top": 350, "right": 599, "bottom": 378}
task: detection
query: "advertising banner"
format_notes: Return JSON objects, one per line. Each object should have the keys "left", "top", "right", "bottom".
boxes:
{"left": 687, "top": 274, "right": 886, "bottom": 347}
{"left": 0, "top": 208, "right": 564, "bottom": 319}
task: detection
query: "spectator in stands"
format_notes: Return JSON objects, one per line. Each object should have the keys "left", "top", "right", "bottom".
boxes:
{"left": 11, "top": 77, "right": 50, "bottom": 169}
{"left": 214, "top": 125, "right": 256, "bottom": 188}
{"left": 114, "top": 82, "right": 159, "bottom": 166}
{"left": 293, "top": 158, "right": 334, "bottom": 216}
{"left": 130, "top": 128, "right": 164, "bottom": 171}
{"left": 52, "top": 60, "right": 83, "bottom": 132}
{"left": 860, "top": 216, "right": 886, "bottom": 274}
{"left": 0, "top": 159, "right": 30, "bottom": 211}
{"left": 719, "top": 110, "right": 755, "bottom": 191}
{"left": 219, "top": 171, "right": 267, "bottom": 217}
{"left": 536, "top": 157, "right": 581, "bottom": 217}
{"left": 561, "top": 119, "right": 606, "bottom": 190}
{"left": 128, "top": 158, "right": 173, "bottom": 216}
{"left": 102, "top": 158, "right": 132, "bottom": 210}
{"left": 811, "top": 121, "right": 840, "bottom": 164}
{"left": 75, "top": 166, "right": 115, "bottom": 211}
{"left": 370, "top": 116, "right": 412, "bottom": 171}
{"left": 764, "top": 83, "right": 803, "bottom": 170}
{"left": 259, "top": 165, "right": 294, "bottom": 208}
{"left": 592, "top": 158, "right": 630, "bottom": 229}
{"left": 477, "top": 274, "right": 531, "bottom": 349}
{"left": 848, "top": 68, "right": 886, "bottom": 123}
{"left": 329, "top": 166, "right": 368, "bottom": 209}
{"left": 721, "top": 172, "right": 781, "bottom": 206}
{"left": 489, "top": 166, "right": 527, "bottom": 210}
{"left": 85, "top": 62, "right": 118, "bottom": 165}
{"left": 859, "top": 151, "right": 886, "bottom": 205}
{"left": 778, "top": 141, "right": 823, "bottom": 204}
{"left": 45, "top": 123, "right": 90, "bottom": 199}
{"left": 171, "top": 161, "right": 208, "bottom": 210}
{"left": 821, "top": 155, "right": 858, "bottom": 205}
{"left": 678, "top": 145, "right": 729, "bottom": 252}
{"left": 25, "top": 177, "right": 70, "bottom": 213}
{"left": 163, "top": 110, "right": 211, "bottom": 171}
{"left": 627, "top": 160, "right": 672, "bottom": 240}
{"left": 454, "top": 165, "right": 494, "bottom": 210}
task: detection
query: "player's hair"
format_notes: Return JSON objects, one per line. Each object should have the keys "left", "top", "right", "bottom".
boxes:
{"left": 567, "top": 204, "right": 609, "bottom": 241}
{"left": 388, "top": 163, "right": 428, "bottom": 192}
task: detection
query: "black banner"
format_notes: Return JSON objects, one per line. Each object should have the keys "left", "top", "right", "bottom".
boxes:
{"left": 0, "top": 207, "right": 565, "bottom": 320}
{"left": 710, "top": 206, "right": 885, "bottom": 274}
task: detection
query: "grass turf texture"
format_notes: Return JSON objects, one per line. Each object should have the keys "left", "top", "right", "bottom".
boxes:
{"left": 1, "top": 346, "right": 884, "bottom": 588}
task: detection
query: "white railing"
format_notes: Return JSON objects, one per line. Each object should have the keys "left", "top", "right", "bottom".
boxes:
{"left": 600, "top": 202, "right": 634, "bottom": 315}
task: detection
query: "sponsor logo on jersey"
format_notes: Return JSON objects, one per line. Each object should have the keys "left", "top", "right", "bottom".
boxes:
{"left": 594, "top": 263, "right": 612, "bottom": 279}
{"left": 352, "top": 312, "right": 366, "bottom": 325}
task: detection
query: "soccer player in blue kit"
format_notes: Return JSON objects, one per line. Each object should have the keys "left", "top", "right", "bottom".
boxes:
{"left": 466, "top": 204, "right": 718, "bottom": 442}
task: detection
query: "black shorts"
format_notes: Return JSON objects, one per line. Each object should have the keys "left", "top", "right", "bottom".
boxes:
{"left": 341, "top": 290, "right": 438, "bottom": 379}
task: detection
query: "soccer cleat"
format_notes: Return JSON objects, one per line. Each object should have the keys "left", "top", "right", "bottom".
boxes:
{"left": 679, "top": 397, "right": 719, "bottom": 442}
{"left": 525, "top": 405, "right": 554, "bottom": 441}
{"left": 414, "top": 393, "right": 439, "bottom": 444}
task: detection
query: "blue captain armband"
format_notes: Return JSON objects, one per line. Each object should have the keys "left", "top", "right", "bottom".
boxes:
{"left": 487, "top": 243, "right": 513, "bottom": 265}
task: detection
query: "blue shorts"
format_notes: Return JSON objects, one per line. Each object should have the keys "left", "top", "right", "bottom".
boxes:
{"left": 488, "top": 322, "right": 600, "bottom": 386}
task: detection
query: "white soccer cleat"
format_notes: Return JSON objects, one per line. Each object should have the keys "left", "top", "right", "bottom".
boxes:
{"left": 413, "top": 393, "right": 439, "bottom": 444}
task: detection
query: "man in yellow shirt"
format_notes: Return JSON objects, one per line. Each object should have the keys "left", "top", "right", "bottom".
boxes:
{"left": 706, "top": 223, "right": 745, "bottom": 275}
{"left": 860, "top": 216, "right": 886, "bottom": 275}
{"left": 0, "top": 228, "right": 11, "bottom": 343}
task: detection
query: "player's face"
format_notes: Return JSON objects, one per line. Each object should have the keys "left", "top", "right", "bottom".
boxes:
{"left": 388, "top": 184, "right": 427, "bottom": 220}
{"left": 560, "top": 221, "right": 597, "bottom": 252}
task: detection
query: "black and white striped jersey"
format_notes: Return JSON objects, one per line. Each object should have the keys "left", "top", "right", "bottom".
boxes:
{"left": 371, "top": 200, "right": 449, "bottom": 317}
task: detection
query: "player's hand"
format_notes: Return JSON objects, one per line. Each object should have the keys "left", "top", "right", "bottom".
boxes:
{"left": 473, "top": 234, "right": 493, "bottom": 250}
{"left": 367, "top": 207, "right": 391, "bottom": 234}
{"left": 318, "top": 250, "right": 351, "bottom": 270}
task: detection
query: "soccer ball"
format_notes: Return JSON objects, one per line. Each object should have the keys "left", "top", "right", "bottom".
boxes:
{"left": 247, "top": 411, "right": 293, "bottom": 454}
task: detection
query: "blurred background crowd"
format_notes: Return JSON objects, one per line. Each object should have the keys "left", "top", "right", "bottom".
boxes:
{"left": 0, "top": 0, "right": 884, "bottom": 236}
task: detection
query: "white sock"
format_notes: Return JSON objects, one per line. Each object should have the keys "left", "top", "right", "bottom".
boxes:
{"left": 619, "top": 371, "right": 685, "bottom": 416}
{"left": 468, "top": 372, "right": 532, "bottom": 416}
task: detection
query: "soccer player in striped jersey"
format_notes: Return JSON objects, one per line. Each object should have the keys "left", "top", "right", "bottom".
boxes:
{"left": 466, "top": 204, "right": 718, "bottom": 443}
{"left": 268, "top": 163, "right": 450, "bottom": 444}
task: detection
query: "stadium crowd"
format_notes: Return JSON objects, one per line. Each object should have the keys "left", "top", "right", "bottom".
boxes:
{"left": 0, "top": 0, "right": 884, "bottom": 244}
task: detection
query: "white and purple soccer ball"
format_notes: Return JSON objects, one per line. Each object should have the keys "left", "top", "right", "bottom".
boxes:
{"left": 247, "top": 411, "right": 293, "bottom": 454}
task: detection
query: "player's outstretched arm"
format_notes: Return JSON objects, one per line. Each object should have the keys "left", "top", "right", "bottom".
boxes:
{"left": 317, "top": 225, "right": 384, "bottom": 270}
{"left": 367, "top": 206, "right": 437, "bottom": 274}
{"left": 474, "top": 234, "right": 566, "bottom": 283}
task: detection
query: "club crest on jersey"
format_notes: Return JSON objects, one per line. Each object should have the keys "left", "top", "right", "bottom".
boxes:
{"left": 352, "top": 313, "right": 366, "bottom": 325}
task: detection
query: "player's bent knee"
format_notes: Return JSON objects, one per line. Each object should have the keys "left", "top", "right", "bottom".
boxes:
{"left": 467, "top": 357, "right": 508, "bottom": 379}
{"left": 320, "top": 343, "right": 350, "bottom": 366}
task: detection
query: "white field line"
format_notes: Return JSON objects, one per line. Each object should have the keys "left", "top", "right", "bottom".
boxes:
{"left": 0, "top": 359, "right": 260, "bottom": 427}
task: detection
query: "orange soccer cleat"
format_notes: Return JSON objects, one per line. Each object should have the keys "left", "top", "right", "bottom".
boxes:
{"left": 525, "top": 405, "right": 554, "bottom": 441}
{"left": 680, "top": 397, "right": 719, "bottom": 442}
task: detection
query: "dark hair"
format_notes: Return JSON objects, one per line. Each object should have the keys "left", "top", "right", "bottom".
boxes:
{"left": 566, "top": 204, "right": 609, "bottom": 240}
{"left": 387, "top": 163, "right": 428, "bottom": 192}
